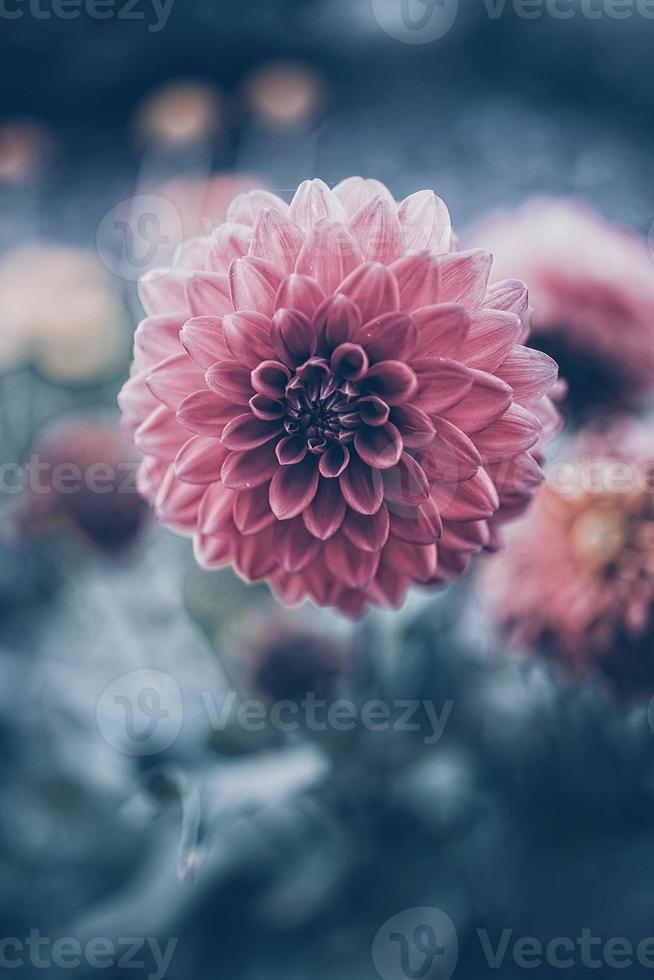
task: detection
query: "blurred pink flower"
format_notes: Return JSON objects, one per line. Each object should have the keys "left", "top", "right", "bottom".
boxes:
{"left": 119, "top": 177, "right": 559, "bottom": 616}
{"left": 484, "top": 419, "right": 654, "bottom": 693}
{"left": 470, "top": 198, "right": 654, "bottom": 408}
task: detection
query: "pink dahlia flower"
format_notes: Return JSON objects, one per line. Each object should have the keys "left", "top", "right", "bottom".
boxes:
{"left": 470, "top": 198, "right": 654, "bottom": 410}
{"left": 483, "top": 420, "right": 654, "bottom": 694}
{"left": 119, "top": 178, "right": 559, "bottom": 616}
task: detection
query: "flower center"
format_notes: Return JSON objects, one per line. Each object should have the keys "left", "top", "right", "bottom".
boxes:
{"left": 283, "top": 357, "right": 360, "bottom": 454}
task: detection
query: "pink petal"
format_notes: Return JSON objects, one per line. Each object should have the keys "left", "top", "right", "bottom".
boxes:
{"left": 180, "top": 316, "right": 229, "bottom": 369}
{"left": 234, "top": 526, "right": 279, "bottom": 581}
{"left": 289, "top": 178, "right": 347, "bottom": 230}
{"left": 175, "top": 435, "right": 229, "bottom": 484}
{"left": 339, "top": 453, "right": 384, "bottom": 514}
{"left": 249, "top": 393, "right": 285, "bottom": 421}
{"left": 303, "top": 476, "right": 347, "bottom": 539}
{"left": 438, "top": 250, "right": 492, "bottom": 307}
{"left": 146, "top": 353, "right": 205, "bottom": 409}
{"left": 275, "top": 274, "right": 326, "bottom": 318}
{"left": 342, "top": 505, "right": 390, "bottom": 552}
{"left": 233, "top": 483, "right": 276, "bottom": 535}
{"left": 431, "top": 467, "right": 499, "bottom": 522}
{"left": 355, "top": 422, "right": 403, "bottom": 469}
{"left": 331, "top": 343, "right": 369, "bottom": 381}
{"left": 173, "top": 236, "right": 211, "bottom": 271}
{"left": 495, "top": 346, "right": 559, "bottom": 403}
{"left": 412, "top": 357, "right": 474, "bottom": 413}
{"left": 205, "top": 360, "right": 253, "bottom": 402}
{"left": 139, "top": 268, "right": 192, "bottom": 316}
{"left": 364, "top": 361, "right": 418, "bottom": 406}
{"left": 269, "top": 455, "right": 319, "bottom": 520}
{"left": 206, "top": 223, "right": 251, "bottom": 272}
{"left": 390, "top": 405, "right": 435, "bottom": 448}
{"left": 350, "top": 196, "right": 403, "bottom": 264}
{"left": 389, "top": 497, "right": 442, "bottom": 545}
{"left": 249, "top": 209, "right": 304, "bottom": 274}
{"left": 333, "top": 177, "right": 395, "bottom": 216}
{"left": 319, "top": 442, "right": 350, "bottom": 478}
{"left": 222, "top": 311, "right": 272, "bottom": 366}
{"left": 444, "top": 370, "right": 512, "bottom": 433}
{"left": 368, "top": 563, "right": 410, "bottom": 609}
{"left": 487, "top": 451, "right": 543, "bottom": 499}
{"left": 272, "top": 308, "right": 317, "bottom": 365}
{"left": 416, "top": 417, "right": 481, "bottom": 482}
{"left": 295, "top": 219, "right": 363, "bottom": 294}
{"left": 383, "top": 536, "right": 437, "bottom": 582}
{"left": 471, "top": 404, "right": 541, "bottom": 463}
{"left": 382, "top": 452, "right": 430, "bottom": 507}
{"left": 358, "top": 396, "right": 390, "bottom": 427}
{"left": 398, "top": 190, "right": 451, "bottom": 253}
{"left": 337, "top": 262, "right": 400, "bottom": 322}
{"left": 221, "top": 442, "right": 279, "bottom": 490}
{"left": 325, "top": 533, "right": 380, "bottom": 588}
{"left": 458, "top": 309, "right": 521, "bottom": 372}
{"left": 357, "top": 312, "right": 416, "bottom": 363}
{"left": 314, "top": 294, "right": 362, "bottom": 348}
{"left": 390, "top": 252, "right": 441, "bottom": 311}
{"left": 134, "top": 405, "right": 186, "bottom": 457}
{"left": 275, "top": 517, "right": 321, "bottom": 572}
{"left": 276, "top": 434, "right": 308, "bottom": 465}
{"left": 177, "top": 389, "right": 237, "bottom": 437}
{"left": 229, "top": 256, "right": 283, "bottom": 316}
{"left": 186, "top": 272, "right": 233, "bottom": 318}
{"left": 220, "top": 413, "right": 282, "bottom": 450}
{"left": 198, "top": 482, "right": 236, "bottom": 535}
{"left": 226, "top": 190, "right": 289, "bottom": 225}
{"left": 485, "top": 278, "right": 529, "bottom": 319}
{"left": 194, "top": 533, "right": 233, "bottom": 570}
{"left": 134, "top": 314, "right": 184, "bottom": 366}
{"left": 154, "top": 465, "right": 204, "bottom": 528}
{"left": 412, "top": 304, "right": 470, "bottom": 359}
{"left": 251, "top": 360, "right": 291, "bottom": 398}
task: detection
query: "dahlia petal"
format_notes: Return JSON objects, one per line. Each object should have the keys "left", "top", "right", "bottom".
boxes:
{"left": 358, "top": 395, "right": 390, "bottom": 427}
{"left": 269, "top": 454, "right": 319, "bottom": 520}
{"left": 440, "top": 519, "right": 490, "bottom": 551}
{"left": 471, "top": 404, "right": 541, "bottom": 463}
{"left": 303, "top": 476, "right": 347, "bottom": 539}
{"left": 275, "top": 274, "right": 326, "bottom": 318}
{"left": 221, "top": 442, "right": 279, "bottom": 489}
{"left": 486, "top": 451, "right": 543, "bottom": 499}
{"left": 390, "top": 405, "right": 435, "bottom": 448}
{"left": 206, "top": 223, "right": 251, "bottom": 272}
{"left": 331, "top": 343, "right": 369, "bottom": 381}
{"left": 177, "top": 389, "right": 237, "bottom": 437}
{"left": 233, "top": 483, "right": 276, "bottom": 535}
{"left": 339, "top": 453, "right": 384, "bottom": 514}
{"left": 333, "top": 176, "right": 395, "bottom": 216}
{"left": 118, "top": 370, "right": 158, "bottom": 435}
{"left": 275, "top": 517, "right": 321, "bottom": 572}
{"left": 198, "top": 482, "right": 237, "bottom": 535}
{"left": 354, "top": 422, "right": 403, "bottom": 469}
{"left": 205, "top": 360, "right": 253, "bottom": 402}
{"left": 431, "top": 467, "right": 500, "bottom": 522}
{"left": 390, "top": 252, "right": 441, "bottom": 311}
{"left": 364, "top": 361, "right": 418, "bottom": 406}
{"left": 432, "top": 547, "right": 469, "bottom": 582}
{"left": 495, "top": 346, "right": 559, "bottom": 403}
{"left": 220, "top": 413, "right": 282, "bottom": 451}
{"left": 337, "top": 262, "right": 400, "bottom": 322}
{"left": 368, "top": 563, "right": 410, "bottom": 608}
{"left": 295, "top": 220, "right": 363, "bottom": 293}
{"left": 249, "top": 393, "right": 285, "bottom": 421}
{"left": 174, "top": 435, "right": 229, "bottom": 484}
{"left": 325, "top": 533, "right": 380, "bottom": 588}
{"left": 272, "top": 308, "right": 317, "bottom": 366}
{"left": 350, "top": 196, "right": 403, "bottom": 264}
{"left": 146, "top": 353, "right": 205, "bottom": 409}
{"left": 356, "top": 312, "right": 417, "bottom": 363}
{"left": 173, "top": 236, "right": 211, "bottom": 271}
{"left": 315, "top": 294, "right": 362, "bottom": 349}
{"left": 234, "top": 526, "right": 279, "bottom": 581}
{"left": 270, "top": 571, "right": 306, "bottom": 606}
{"left": 531, "top": 395, "right": 563, "bottom": 441}
{"left": 134, "top": 314, "right": 184, "bottom": 366}
{"left": 276, "top": 434, "right": 308, "bottom": 465}
{"left": 139, "top": 268, "right": 192, "bottom": 316}
{"left": 249, "top": 208, "right": 304, "bottom": 274}
{"left": 485, "top": 278, "right": 530, "bottom": 320}
{"left": 389, "top": 497, "right": 442, "bottom": 545}
{"left": 229, "top": 256, "right": 283, "bottom": 317}
{"left": 444, "top": 370, "right": 512, "bottom": 433}
{"left": 154, "top": 464, "right": 205, "bottom": 527}
{"left": 412, "top": 304, "right": 470, "bottom": 359}
{"left": 320, "top": 442, "right": 350, "bottom": 478}
{"left": 383, "top": 536, "right": 437, "bottom": 582}
{"left": 134, "top": 405, "right": 186, "bottom": 457}
{"left": 412, "top": 357, "right": 474, "bottom": 413}
{"left": 226, "top": 190, "right": 289, "bottom": 225}
{"left": 251, "top": 360, "right": 291, "bottom": 398}
{"left": 194, "top": 533, "right": 233, "bottom": 570}
{"left": 382, "top": 452, "right": 430, "bottom": 507}
{"left": 222, "top": 311, "right": 273, "bottom": 366}
{"left": 333, "top": 589, "right": 368, "bottom": 619}
{"left": 416, "top": 417, "right": 481, "bottom": 482}
{"left": 180, "top": 316, "right": 230, "bottom": 369}
{"left": 187, "top": 272, "right": 233, "bottom": 318}
{"left": 438, "top": 249, "right": 492, "bottom": 307}
{"left": 398, "top": 190, "right": 452, "bottom": 253}
{"left": 289, "top": 178, "right": 347, "bottom": 230}
{"left": 342, "top": 505, "right": 390, "bottom": 552}
{"left": 459, "top": 309, "right": 522, "bottom": 372}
